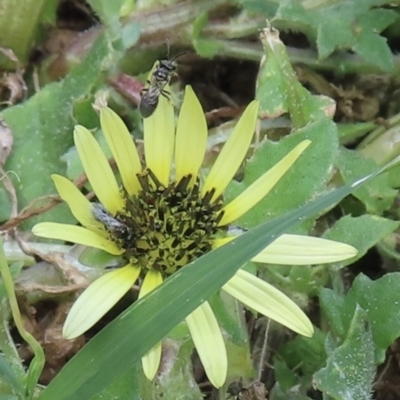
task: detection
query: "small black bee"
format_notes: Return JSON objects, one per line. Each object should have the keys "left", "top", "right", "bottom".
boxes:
{"left": 92, "top": 203, "right": 130, "bottom": 240}
{"left": 139, "top": 53, "right": 185, "bottom": 118}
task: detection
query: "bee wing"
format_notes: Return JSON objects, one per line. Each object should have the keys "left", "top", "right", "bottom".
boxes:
{"left": 139, "top": 88, "right": 160, "bottom": 118}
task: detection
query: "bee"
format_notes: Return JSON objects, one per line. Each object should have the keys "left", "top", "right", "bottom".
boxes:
{"left": 92, "top": 203, "right": 130, "bottom": 240}
{"left": 139, "top": 53, "right": 184, "bottom": 118}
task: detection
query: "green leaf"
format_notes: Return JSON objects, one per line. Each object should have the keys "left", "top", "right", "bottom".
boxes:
{"left": 314, "top": 306, "right": 375, "bottom": 400}
{"left": 323, "top": 215, "right": 399, "bottom": 268}
{"left": 86, "top": 0, "right": 124, "bottom": 42}
{"left": 257, "top": 27, "right": 334, "bottom": 127}
{"left": 0, "top": 0, "right": 53, "bottom": 68}
{"left": 273, "top": 360, "right": 298, "bottom": 392}
{"left": 274, "top": 0, "right": 395, "bottom": 71}
{"left": 337, "top": 148, "right": 397, "bottom": 214}
{"left": 192, "top": 13, "right": 225, "bottom": 58}
{"left": 353, "top": 8, "right": 396, "bottom": 71}
{"left": 321, "top": 273, "right": 400, "bottom": 363}
{"left": 38, "top": 169, "right": 380, "bottom": 400}
{"left": 0, "top": 353, "right": 24, "bottom": 396}
{"left": 227, "top": 118, "right": 338, "bottom": 229}
{"left": 278, "top": 328, "right": 326, "bottom": 379}
{"left": 354, "top": 32, "right": 393, "bottom": 72}
{"left": 316, "top": 11, "right": 355, "bottom": 59}
{"left": 0, "top": 395, "right": 19, "bottom": 400}
{"left": 0, "top": 33, "right": 112, "bottom": 227}
{"left": 270, "top": 384, "right": 311, "bottom": 400}
{"left": 140, "top": 341, "right": 203, "bottom": 400}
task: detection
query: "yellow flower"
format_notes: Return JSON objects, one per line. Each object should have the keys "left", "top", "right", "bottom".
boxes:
{"left": 32, "top": 86, "right": 357, "bottom": 388}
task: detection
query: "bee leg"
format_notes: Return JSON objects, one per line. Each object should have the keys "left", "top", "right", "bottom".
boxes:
{"left": 140, "top": 80, "right": 152, "bottom": 96}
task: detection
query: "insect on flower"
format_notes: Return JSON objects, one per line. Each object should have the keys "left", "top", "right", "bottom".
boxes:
{"left": 92, "top": 203, "right": 133, "bottom": 242}
{"left": 138, "top": 52, "right": 185, "bottom": 118}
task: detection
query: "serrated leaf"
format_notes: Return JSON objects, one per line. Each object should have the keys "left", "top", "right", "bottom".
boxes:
{"left": 274, "top": 0, "right": 395, "bottom": 71}
{"left": 337, "top": 148, "right": 397, "bottom": 214}
{"left": 314, "top": 305, "right": 375, "bottom": 400}
{"left": 353, "top": 32, "right": 393, "bottom": 72}
{"left": 316, "top": 13, "right": 355, "bottom": 59}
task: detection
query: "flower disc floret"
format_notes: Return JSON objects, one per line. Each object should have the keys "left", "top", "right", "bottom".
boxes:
{"left": 105, "top": 170, "right": 224, "bottom": 274}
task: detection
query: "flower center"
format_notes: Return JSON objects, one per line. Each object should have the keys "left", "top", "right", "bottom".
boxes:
{"left": 100, "top": 169, "right": 224, "bottom": 275}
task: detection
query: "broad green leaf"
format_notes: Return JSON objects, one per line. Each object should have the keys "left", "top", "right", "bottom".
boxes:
{"left": 273, "top": 360, "right": 298, "bottom": 392}
{"left": 257, "top": 27, "right": 334, "bottom": 127}
{"left": 237, "top": 0, "right": 277, "bottom": 16}
{"left": 270, "top": 383, "right": 311, "bottom": 400}
{"left": 337, "top": 148, "right": 397, "bottom": 214}
{"left": 323, "top": 215, "right": 399, "bottom": 268}
{"left": 321, "top": 273, "right": 400, "bottom": 363}
{"left": 0, "top": 0, "right": 54, "bottom": 68}
{"left": 353, "top": 9, "right": 396, "bottom": 72}
{"left": 226, "top": 118, "right": 338, "bottom": 230}
{"left": 314, "top": 306, "right": 375, "bottom": 400}
{"left": 0, "top": 395, "right": 19, "bottom": 400}
{"left": 139, "top": 341, "right": 203, "bottom": 400}
{"left": 319, "top": 289, "right": 347, "bottom": 339}
{"left": 0, "top": 34, "right": 112, "bottom": 227}
{"left": 317, "top": 15, "right": 354, "bottom": 59}
{"left": 278, "top": 328, "right": 326, "bottom": 379}
{"left": 0, "top": 353, "right": 24, "bottom": 397}
{"left": 354, "top": 32, "right": 393, "bottom": 73}
{"left": 38, "top": 167, "right": 386, "bottom": 400}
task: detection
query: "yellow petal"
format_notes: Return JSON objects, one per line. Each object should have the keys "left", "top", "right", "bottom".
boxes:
{"left": 175, "top": 86, "right": 207, "bottom": 186}
{"left": 219, "top": 140, "right": 311, "bottom": 226}
{"left": 143, "top": 93, "right": 175, "bottom": 187}
{"left": 100, "top": 108, "right": 142, "bottom": 196}
{"left": 32, "top": 222, "right": 123, "bottom": 255}
{"left": 186, "top": 301, "right": 227, "bottom": 388}
{"left": 212, "top": 237, "right": 234, "bottom": 249}
{"left": 142, "top": 343, "right": 162, "bottom": 381}
{"left": 223, "top": 269, "right": 313, "bottom": 337}
{"left": 140, "top": 270, "right": 163, "bottom": 380}
{"left": 51, "top": 174, "right": 105, "bottom": 235}
{"left": 63, "top": 265, "right": 140, "bottom": 339}
{"left": 252, "top": 234, "right": 357, "bottom": 265}
{"left": 139, "top": 270, "right": 163, "bottom": 299}
{"left": 74, "top": 125, "right": 124, "bottom": 214}
{"left": 201, "top": 101, "right": 259, "bottom": 202}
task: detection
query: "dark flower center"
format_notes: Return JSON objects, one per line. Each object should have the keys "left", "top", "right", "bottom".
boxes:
{"left": 96, "top": 169, "right": 224, "bottom": 275}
